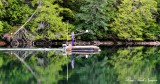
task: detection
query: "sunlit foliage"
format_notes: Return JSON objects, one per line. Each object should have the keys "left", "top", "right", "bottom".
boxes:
{"left": 111, "top": 0, "right": 157, "bottom": 40}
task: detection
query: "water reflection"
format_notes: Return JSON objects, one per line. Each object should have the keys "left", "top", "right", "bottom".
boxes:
{"left": 109, "top": 47, "right": 160, "bottom": 84}
{"left": 60, "top": 46, "right": 160, "bottom": 84}
{"left": 0, "top": 46, "right": 159, "bottom": 84}
{"left": 0, "top": 50, "right": 67, "bottom": 84}
{"left": 71, "top": 54, "right": 74, "bottom": 69}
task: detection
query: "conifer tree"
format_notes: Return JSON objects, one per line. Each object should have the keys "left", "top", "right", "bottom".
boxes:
{"left": 75, "top": 0, "right": 116, "bottom": 40}
{"left": 111, "top": 0, "right": 157, "bottom": 40}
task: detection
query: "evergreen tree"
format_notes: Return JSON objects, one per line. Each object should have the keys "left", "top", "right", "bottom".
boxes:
{"left": 155, "top": 0, "right": 160, "bottom": 39}
{"left": 111, "top": 0, "right": 157, "bottom": 40}
{"left": 75, "top": 0, "right": 116, "bottom": 40}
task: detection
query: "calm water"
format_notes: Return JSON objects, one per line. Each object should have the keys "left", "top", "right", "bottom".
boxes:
{"left": 0, "top": 46, "right": 160, "bottom": 84}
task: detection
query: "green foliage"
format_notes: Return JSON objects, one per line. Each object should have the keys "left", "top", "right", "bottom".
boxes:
{"left": 2, "top": 21, "right": 11, "bottom": 33}
{"left": 0, "top": 0, "right": 3, "bottom": 8}
{"left": 75, "top": 0, "right": 116, "bottom": 40}
{"left": 156, "top": 0, "right": 160, "bottom": 24}
{"left": 28, "top": 51, "right": 67, "bottom": 84}
{"left": 1, "top": 0, "right": 33, "bottom": 25}
{"left": 57, "top": 0, "right": 85, "bottom": 21}
{"left": 0, "top": 0, "right": 33, "bottom": 35}
{"left": 0, "top": 21, "right": 3, "bottom": 35}
{"left": 29, "top": 0, "right": 73, "bottom": 40}
{"left": 0, "top": 53, "right": 36, "bottom": 84}
{"left": 0, "top": 51, "right": 67, "bottom": 84}
{"left": 155, "top": 0, "right": 160, "bottom": 39}
{"left": 0, "top": 47, "right": 160, "bottom": 83}
{"left": 63, "top": 54, "right": 117, "bottom": 84}
{"left": 109, "top": 47, "right": 160, "bottom": 84}
{"left": 111, "top": 0, "right": 157, "bottom": 40}
{"left": 0, "top": 0, "right": 160, "bottom": 40}
{"left": 59, "top": 47, "right": 160, "bottom": 84}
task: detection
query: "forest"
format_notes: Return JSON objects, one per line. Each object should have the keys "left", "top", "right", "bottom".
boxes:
{"left": 0, "top": 0, "right": 160, "bottom": 41}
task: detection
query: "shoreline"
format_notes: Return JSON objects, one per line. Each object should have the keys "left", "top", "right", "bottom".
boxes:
{"left": 98, "top": 41, "right": 160, "bottom": 46}
{"left": 0, "top": 39, "right": 160, "bottom": 47}
{"left": 35, "top": 40, "right": 160, "bottom": 46}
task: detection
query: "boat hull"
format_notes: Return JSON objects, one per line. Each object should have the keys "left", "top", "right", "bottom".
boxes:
{"left": 66, "top": 46, "right": 101, "bottom": 52}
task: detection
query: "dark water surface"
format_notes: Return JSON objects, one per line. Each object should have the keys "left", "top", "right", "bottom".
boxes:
{"left": 0, "top": 46, "right": 160, "bottom": 84}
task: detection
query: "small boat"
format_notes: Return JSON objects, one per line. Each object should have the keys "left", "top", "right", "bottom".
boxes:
{"left": 65, "top": 51, "right": 99, "bottom": 55}
{"left": 64, "top": 44, "right": 101, "bottom": 52}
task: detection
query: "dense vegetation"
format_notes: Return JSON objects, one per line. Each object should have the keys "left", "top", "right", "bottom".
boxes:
{"left": 0, "top": 0, "right": 159, "bottom": 41}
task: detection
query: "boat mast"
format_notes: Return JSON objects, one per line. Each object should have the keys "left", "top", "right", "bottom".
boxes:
{"left": 71, "top": 32, "right": 74, "bottom": 46}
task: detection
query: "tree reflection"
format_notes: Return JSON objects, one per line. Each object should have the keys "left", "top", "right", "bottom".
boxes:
{"left": 0, "top": 52, "right": 36, "bottom": 84}
{"left": 0, "top": 47, "right": 160, "bottom": 84}
{"left": 109, "top": 47, "right": 160, "bottom": 84}
{"left": 60, "top": 48, "right": 117, "bottom": 84}
{"left": 0, "top": 51, "right": 67, "bottom": 84}
{"left": 60, "top": 46, "right": 160, "bottom": 84}
{"left": 28, "top": 51, "right": 67, "bottom": 84}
